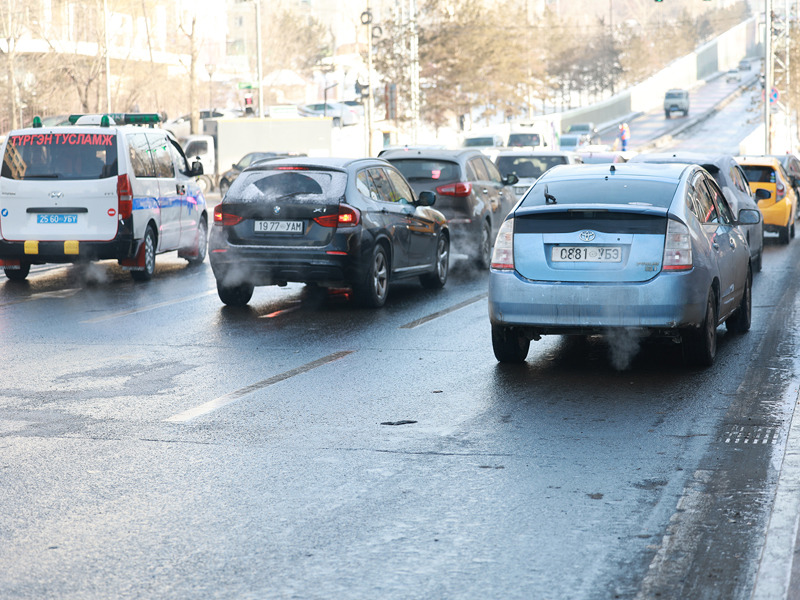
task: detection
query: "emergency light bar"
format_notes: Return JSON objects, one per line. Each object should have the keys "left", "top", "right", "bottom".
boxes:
{"left": 67, "top": 113, "right": 161, "bottom": 126}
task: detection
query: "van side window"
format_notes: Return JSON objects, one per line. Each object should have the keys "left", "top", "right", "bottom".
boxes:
{"left": 127, "top": 133, "right": 155, "bottom": 178}
{"left": 147, "top": 134, "right": 175, "bottom": 178}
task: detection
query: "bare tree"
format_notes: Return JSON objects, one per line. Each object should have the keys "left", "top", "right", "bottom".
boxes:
{"left": 0, "top": 0, "right": 26, "bottom": 129}
{"left": 178, "top": 12, "right": 199, "bottom": 134}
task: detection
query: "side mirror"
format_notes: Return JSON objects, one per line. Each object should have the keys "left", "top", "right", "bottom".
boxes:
{"left": 737, "top": 208, "right": 762, "bottom": 225}
{"left": 755, "top": 188, "right": 771, "bottom": 200}
{"left": 190, "top": 160, "right": 204, "bottom": 177}
{"left": 502, "top": 173, "right": 519, "bottom": 186}
{"left": 416, "top": 190, "right": 436, "bottom": 207}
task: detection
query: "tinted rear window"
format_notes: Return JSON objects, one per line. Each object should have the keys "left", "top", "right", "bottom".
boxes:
{"left": 496, "top": 155, "right": 566, "bottom": 179}
{"left": 463, "top": 137, "right": 493, "bottom": 147}
{"left": 508, "top": 133, "right": 540, "bottom": 147}
{"left": 229, "top": 169, "right": 346, "bottom": 202}
{"left": 2, "top": 132, "right": 118, "bottom": 180}
{"left": 387, "top": 159, "right": 461, "bottom": 184}
{"left": 666, "top": 92, "right": 685, "bottom": 99}
{"left": 521, "top": 178, "right": 679, "bottom": 209}
{"left": 740, "top": 165, "right": 776, "bottom": 184}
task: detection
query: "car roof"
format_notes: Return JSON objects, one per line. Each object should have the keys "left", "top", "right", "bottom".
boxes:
{"left": 243, "top": 156, "right": 386, "bottom": 172}
{"left": 539, "top": 162, "right": 690, "bottom": 183}
{"left": 630, "top": 152, "right": 734, "bottom": 172}
{"left": 736, "top": 156, "right": 784, "bottom": 168}
{"left": 495, "top": 149, "right": 578, "bottom": 159}
{"left": 379, "top": 148, "right": 485, "bottom": 161}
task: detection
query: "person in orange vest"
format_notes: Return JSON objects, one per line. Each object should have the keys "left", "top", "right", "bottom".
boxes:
{"left": 618, "top": 123, "right": 630, "bottom": 151}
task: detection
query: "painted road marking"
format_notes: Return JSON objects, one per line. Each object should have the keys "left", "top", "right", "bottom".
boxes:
{"left": 165, "top": 350, "right": 354, "bottom": 423}
{"left": 399, "top": 293, "right": 487, "bottom": 329}
{"left": 81, "top": 291, "right": 216, "bottom": 323}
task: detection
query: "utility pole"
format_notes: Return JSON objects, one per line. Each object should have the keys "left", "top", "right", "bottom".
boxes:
{"left": 409, "top": 0, "right": 420, "bottom": 144}
{"left": 103, "top": 0, "right": 112, "bottom": 112}
{"left": 765, "top": 0, "right": 773, "bottom": 154}
{"left": 363, "top": 2, "right": 374, "bottom": 156}
{"left": 255, "top": 0, "right": 264, "bottom": 118}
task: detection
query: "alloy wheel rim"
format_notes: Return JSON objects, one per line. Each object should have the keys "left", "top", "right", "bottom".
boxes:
{"left": 374, "top": 252, "right": 387, "bottom": 299}
{"left": 437, "top": 239, "right": 449, "bottom": 280}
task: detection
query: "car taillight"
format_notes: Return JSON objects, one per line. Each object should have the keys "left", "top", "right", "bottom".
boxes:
{"left": 777, "top": 181, "right": 785, "bottom": 199}
{"left": 491, "top": 219, "right": 515, "bottom": 270}
{"left": 313, "top": 204, "right": 361, "bottom": 228}
{"left": 663, "top": 219, "right": 692, "bottom": 271}
{"left": 117, "top": 174, "right": 133, "bottom": 219}
{"left": 436, "top": 182, "right": 472, "bottom": 197}
{"left": 213, "top": 204, "right": 244, "bottom": 226}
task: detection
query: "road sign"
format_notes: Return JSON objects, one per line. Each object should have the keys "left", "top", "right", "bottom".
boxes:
{"left": 770, "top": 87, "right": 779, "bottom": 104}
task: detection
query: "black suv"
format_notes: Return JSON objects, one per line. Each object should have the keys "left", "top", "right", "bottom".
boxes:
{"left": 380, "top": 148, "right": 518, "bottom": 267}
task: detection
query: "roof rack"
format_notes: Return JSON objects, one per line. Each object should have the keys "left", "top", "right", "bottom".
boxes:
{"left": 67, "top": 113, "right": 161, "bottom": 127}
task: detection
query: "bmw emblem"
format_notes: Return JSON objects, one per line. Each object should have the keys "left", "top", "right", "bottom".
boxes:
{"left": 273, "top": 206, "right": 281, "bottom": 215}
{"left": 579, "top": 230, "right": 596, "bottom": 242}
{"left": 0, "top": 209, "right": 7, "bottom": 217}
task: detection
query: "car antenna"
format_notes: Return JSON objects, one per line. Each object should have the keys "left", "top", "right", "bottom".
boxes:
{"left": 544, "top": 184, "right": 557, "bottom": 204}
{"left": 609, "top": 165, "right": 616, "bottom": 173}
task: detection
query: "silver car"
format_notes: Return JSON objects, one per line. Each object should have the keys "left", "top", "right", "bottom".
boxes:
{"left": 488, "top": 163, "right": 761, "bottom": 367}
{"left": 629, "top": 152, "right": 764, "bottom": 271}
{"left": 495, "top": 150, "right": 583, "bottom": 200}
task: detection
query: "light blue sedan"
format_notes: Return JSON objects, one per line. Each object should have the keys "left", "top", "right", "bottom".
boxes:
{"left": 488, "top": 163, "right": 762, "bottom": 367}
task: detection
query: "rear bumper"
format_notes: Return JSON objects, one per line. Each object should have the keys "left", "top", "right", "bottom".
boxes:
{"left": 488, "top": 268, "right": 709, "bottom": 335}
{"left": 760, "top": 198, "right": 793, "bottom": 230}
{"left": 0, "top": 220, "right": 136, "bottom": 264}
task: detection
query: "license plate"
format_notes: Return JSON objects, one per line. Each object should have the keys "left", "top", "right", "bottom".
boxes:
{"left": 514, "top": 185, "right": 529, "bottom": 196}
{"left": 37, "top": 214, "right": 77, "bottom": 224}
{"left": 254, "top": 220, "right": 303, "bottom": 233}
{"left": 551, "top": 246, "right": 622, "bottom": 262}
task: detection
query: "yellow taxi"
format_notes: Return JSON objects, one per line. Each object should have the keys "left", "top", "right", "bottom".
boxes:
{"left": 736, "top": 156, "right": 797, "bottom": 244}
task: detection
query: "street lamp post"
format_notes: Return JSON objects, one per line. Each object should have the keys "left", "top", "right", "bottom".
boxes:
{"left": 206, "top": 63, "right": 215, "bottom": 111}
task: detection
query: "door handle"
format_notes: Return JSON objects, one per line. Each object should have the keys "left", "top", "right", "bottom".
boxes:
{"left": 176, "top": 184, "right": 186, "bottom": 195}
{"left": 482, "top": 188, "right": 489, "bottom": 194}
{"left": 712, "top": 242, "right": 720, "bottom": 251}
{"left": 729, "top": 238, "right": 736, "bottom": 249}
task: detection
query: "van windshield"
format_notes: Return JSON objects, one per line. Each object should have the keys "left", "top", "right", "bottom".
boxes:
{"left": 1, "top": 132, "right": 118, "bottom": 180}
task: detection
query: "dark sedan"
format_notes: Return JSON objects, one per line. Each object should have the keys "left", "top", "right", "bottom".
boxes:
{"left": 380, "top": 148, "right": 518, "bottom": 268}
{"left": 209, "top": 157, "right": 450, "bottom": 307}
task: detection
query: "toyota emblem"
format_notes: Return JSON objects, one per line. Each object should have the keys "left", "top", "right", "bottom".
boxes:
{"left": 49, "top": 191, "right": 64, "bottom": 199}
{"left": 273, "top": 206, "right": 281, "bottom": 215}
{"left": 579, "top": 230, "right": 596, "bottom": 242}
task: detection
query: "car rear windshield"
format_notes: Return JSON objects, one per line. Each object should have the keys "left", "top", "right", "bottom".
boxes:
{"left": 229, "top": 168, "right": 347, "bottom": 203}
{"left": 463, "top": 137, "right": 494, "bottom": 147}
{"left": 387, "top": 159, "right": 461, "bottom": 184}
{"left": 1, "top": 132, "right": 118, "bottom": 180}
{"left": 521, "top": 177, "right": 679, "bottom": 209}
{"left": 740, "top": 165, "right": 776, "bottom": 184}
{"left": 496, "top": 155, "right": 566, "bottom": 179}
{"left": 665, "top": 92, "right": 685, "bottom": 99}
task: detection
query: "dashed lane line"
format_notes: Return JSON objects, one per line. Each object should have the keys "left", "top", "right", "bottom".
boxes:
{"left": 165, "top": 350, "right": 355, "bottom": 423}
{"left": 81, "top": 291, "right": 216, "bottom": 323}
{"left": 399, "top": 293, "right": 488, "bottom": 329}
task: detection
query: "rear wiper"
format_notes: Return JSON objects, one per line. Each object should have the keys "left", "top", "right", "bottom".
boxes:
{"left": 23, "top": 174, "right": 59, "bottom": 179}
{"left": 544, "top": 184, "right": 557, "bottom": 204}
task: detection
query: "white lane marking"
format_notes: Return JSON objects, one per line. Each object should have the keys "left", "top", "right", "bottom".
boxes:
{"left": 751, "top": 387, "right": 800, "bottom": 600}
{"left": 165, "top": 350, "right": 354, "bottom": 423}
{"left": 399, "top": 293, "right": 488, "bottom": 329}
{"left": 81, "top": 291, "right": 216, "bottom": 323}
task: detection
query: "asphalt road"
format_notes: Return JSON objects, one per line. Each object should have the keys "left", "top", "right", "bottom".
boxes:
{"left": 2, "top": 75, "right": 800, "bottom": 599}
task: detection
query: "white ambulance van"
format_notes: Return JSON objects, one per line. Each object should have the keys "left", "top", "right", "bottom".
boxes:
{"left": 0, "top": 113, "right": 208, "bottom": 281}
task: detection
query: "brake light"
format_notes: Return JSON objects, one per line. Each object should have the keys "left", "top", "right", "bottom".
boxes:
{"left": 777, "top": 181, "right": 785, "bottom": 200}
{"left": 662, "top": 219, "right": 692, "bottom": 271}
{"left": 491, "top": 219, "right": 515, "bottom": 270}
{"left": 274, "top": 166, "right": 308, "bottom": 170}
{"left": 436, "top": 182, "right": 472, "bottom": 197}
{"left": 213, "top": 204, "right": 244, "bottom": 226}
{"left": 117, "top": 174, "right": 133, "bottom": 219}
{"left": 313, "top": 204, "right": 361, "bottom": 228}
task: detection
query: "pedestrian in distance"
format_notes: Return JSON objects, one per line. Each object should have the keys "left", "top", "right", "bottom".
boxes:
{"left": 618, "top": 123, "right": 630, "bottom": 151}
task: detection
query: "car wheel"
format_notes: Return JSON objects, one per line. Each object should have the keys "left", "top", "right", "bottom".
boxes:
{"left": 219, "top": 180, "right": 230, "bottom": 197}
{"left": 726, "top": 268, "right": 752, "bottom": 334}
{"left": 217, "top": 280, "right": 254, "bottom": 306}
{"left": 186, "top": 219, "right": 208, "bottom": 266}
{"left": 4, "top": 262, "right": 30, "bottom": 282}
{"left": 196, "top": 175, "right": 213, "bottom": 194}
{"left": 683, "top": 290, "right": 717, "bottom": 367}
{"left": 492, "top": 324, "right": 530, "bottom": 363}
{"left": 354, "top": 244, "right": 389, "bottom": 308}
{"left": 792, "top": 222, "right": 796, "bottom": 239}
{"left": 780, "top": 223, "right": 791, "bottom": 244}
{"left": 420, "top": 233, "right": 449, "bottom": 289}
{"left": 131, "top": 226, "right": 156, "bottom": 281}
{"left": 665, "top": 111, "right": 671, "bottom": 120}
{"left": 333, "top": 117, "right": 342, "bottom": 128}
{"left": 475, "top": 221, "right": 492, "bottom": 269}
{"left": 753, "top": 250, "right": 763, "bottom": 273}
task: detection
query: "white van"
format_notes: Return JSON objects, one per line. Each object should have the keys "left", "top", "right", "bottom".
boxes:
{"left": 0, "top": 113, "right": 208, "bottom": 281}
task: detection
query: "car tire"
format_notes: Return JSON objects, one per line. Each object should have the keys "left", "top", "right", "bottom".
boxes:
{"left": 492, "top": 324, "right": 530, "bottom": 363}
{"left": 217, "top": 280, "right": 254, "bottom": 306}
{"left": 665, "top": 111, "right": 670, "bottom": 120}
{"left": 131, "top": 226, "right": 156, "bottom": 281}
{"left": 196, "top": 175, "right": 213, "bottom": 194}
{"left": 753, "top": 250, "right": 763, "bottom": 273}
{"left": 420, "top": 233, "right": 449, "bottom": 289}
{"left": 333, "top": 117, "right": 342, "bottom": 128}
{"left": 186, "top": 219, "right": 208, "bottom": 266}
{"left": 683, "top": 290, "right": 717, "bottom": 367}
{"left": 726, "top": 268, "right": 752, "bottom": 334}
{"left": 780, "top": 223, "right": 791, "bottom": 244}
{"left": 475, "top": 221, "right": 492, "bottom": 269}
{"left": 792, "top": 222, "right": 796, "bottom": 239}
{"left": 354, "top": 244, "right": 389, "bottom": 308}
{"left": 4, "top": 262, "right": 30, "bottom": 282}
{"left": 219, "top": 179, "right": 230, "bottom": 197}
